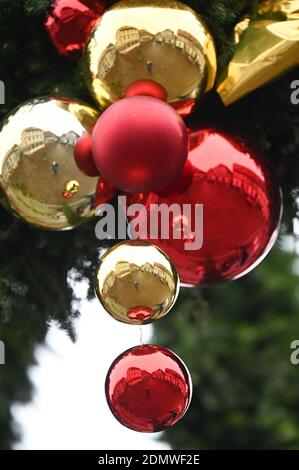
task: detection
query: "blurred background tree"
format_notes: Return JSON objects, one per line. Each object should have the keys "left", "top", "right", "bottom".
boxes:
{"left": 0, "top": 0, "right": 299, "bottom": 450}
{"left": 155, "top": 247, "right": 299, "bottom": 450}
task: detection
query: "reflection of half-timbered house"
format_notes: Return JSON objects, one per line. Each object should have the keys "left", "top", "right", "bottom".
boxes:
{"left": 2, "top": 145, "right": 21, "bottom": 180}
{"left": 20, "top": 128, "right": 45, "bottom": 155}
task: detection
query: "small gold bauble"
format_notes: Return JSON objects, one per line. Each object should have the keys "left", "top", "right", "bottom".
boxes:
{"left": 63, "top": 179, "right": 80, "bottom": 199}
{"left": 95, "top": 240, "right": 180, "bottom": 325}
{"left": 0, "top": 97, "right": 99, "bottom": 230}
{"left": 84, "top": 0, "right": 217, "bottom": 112}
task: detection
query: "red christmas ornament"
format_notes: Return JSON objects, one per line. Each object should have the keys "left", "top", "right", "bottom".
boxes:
{"left": 127, "top": 129, "right": 282, "bottom": 286}
{"left": 45, "top": 0, "right": 105, "bottom": 56}
{"left": 171, "top": 99, "right": 196, "bottom": 119}
{"left": 92, "top": 96, "right": 189, "bottom": 193}
{"left": 105, "top": 345, "right": 192, "bottom": 433}
{"left": 95, "top": 176, "right": 116, "bottom": 207}
{"left": 74, "top": 133, "right": 99, "bottom": 176}
{"left": 125, "top": 80, "right": 168, "bottom": 102}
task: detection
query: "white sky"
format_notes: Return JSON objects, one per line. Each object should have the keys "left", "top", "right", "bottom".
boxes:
{"left": 12, "top": 280, "right": 170, "bottom": 450}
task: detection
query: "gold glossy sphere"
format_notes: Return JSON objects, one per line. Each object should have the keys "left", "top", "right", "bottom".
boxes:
{"left": 95, "top": 240, "right": 180, "bottom": 325}
{"left": 64, "top": 179, "right": 80, "bottom": 199}
{"left": 84, "top": 0, "right": 217, "bottom": 112}
{"left": 0, "top": 97, "right": 99, "bottom": 230}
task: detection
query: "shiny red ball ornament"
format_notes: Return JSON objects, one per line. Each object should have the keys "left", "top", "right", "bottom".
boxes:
{"left": 92, "top": 96, "right": 189, "bottom": 193}
{"left": 125, "top": 80, "right": 168, "bottom": 102}
{"left": 127, "top": 129, "right": 282, "bottom": 286}
{"left": 105, "top": 345, "right": 192, "bottom": 433}
{"left": 74, "top": 133, "right": 99, "bottom": 176}
{"left": 45, "top": 0, "right": 105, "bottom": 56}
{"left": 95, "top": 176, "right": 116, "bottom": 207}
{"left": 171, "top": 99, "right": 196, "bottom": 119}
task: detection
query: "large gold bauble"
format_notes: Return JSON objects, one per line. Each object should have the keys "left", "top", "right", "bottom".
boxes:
{"left": 0, "top": 97, "right": 99, "bottom": 230}
{"left": 95, "top": 240, "right": 180, "bottom": 325}
{"left": 84, "top": 0, "right": 217, "bottom": 112}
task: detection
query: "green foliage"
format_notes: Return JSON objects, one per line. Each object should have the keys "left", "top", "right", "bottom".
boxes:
{"left": 155, "top": 247, "right": 299, "bottom": 449}
{"left": 0, "top": 0, "right": 298, "bottom": 450}
{"left": 0, "top": 210, "right": 100, "bottom": 448}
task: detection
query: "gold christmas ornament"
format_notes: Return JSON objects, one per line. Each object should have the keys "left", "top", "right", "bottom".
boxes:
{"left": 95, "top": 241, "right": 180, "bottom": 325}
{"left": 63, "top": 179, "right": 80, "bottom": 199}
{"left": 217, "top": 0, "right": 299, "bottom": 105}
{"left": 0, "top": 97, "right": 100, "bottom": 230}
{"left": 258, "top": 0, "right": 299, "bottom": 18}
{"left": 84, "top": 0, "right": 217, "bottom": 113}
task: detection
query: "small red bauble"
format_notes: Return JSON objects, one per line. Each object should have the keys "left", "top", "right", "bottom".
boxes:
{"left": 95, "top": 176, "right": 116, "bottom": 207}
{"left": 127, "top": 129, "right": 282, "bottom": 286}
{"left": 45, "top": 0, "right": 105, "bottom": 56}
{"left": 92, "top": 96, "right": 189, "bottom": 193}
{"left": 171, "top": 99, "right": 196, "bottom": 119}
{"left": 125, "top": 80, "right": 167, "bottom": 102}
{"left": 74, "top": 134, "right": 100, "bottom": 176}
{"left": 105, "top": 345, "right": 192, "bottom": 433}
{"left": 74, "top": 133, "right": 99, "bottom": 176}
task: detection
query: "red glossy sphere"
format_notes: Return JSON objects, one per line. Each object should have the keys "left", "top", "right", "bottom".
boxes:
{"left": 105, "top": 345, "right": 192, "bottom": 433}
{"left": 95, "top": 176, "right": 116, "bottom": 207}
{"left": 171, "top": 99, "right": 196, "bottom": 119}
{"left": 74, "top": 133, "right": 99, "bottom": 176}
{"left": 92, "top": 96, "right": 189, "bottom": 193}
{"left": 127, "top": 129, "right": 282, "bottom": 286}
{"left": 45, "top": 0, "right": 105, "bottom": 56}
{"left": 125, "top": 80, "right": 168, "bottom": 101}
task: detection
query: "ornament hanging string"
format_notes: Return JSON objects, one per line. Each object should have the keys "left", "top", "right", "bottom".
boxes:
{"left": 139, "top": 326, "right": 144, "bottom": 346}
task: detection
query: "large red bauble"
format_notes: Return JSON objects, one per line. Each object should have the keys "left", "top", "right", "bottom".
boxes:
{"left": 74, "top": 133, "right": 99, "bottom": 176}
{"left": 45, "top": 0, "right": 105, "bottom": 56}
{"left": 105, "top": 345, "right": 192, "bottom": 433}
{"left": 92, "top": 96, "right": 189, "bottom": 193}
{"left": 127, "top": 129, "right": 282, "bottom": 286}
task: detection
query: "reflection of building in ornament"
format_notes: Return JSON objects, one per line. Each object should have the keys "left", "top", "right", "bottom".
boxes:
{"left": 102, "top": 261, "right": 175, "bottom": 296}
{"left": 19, "top": 128, "right": 60, "bottom": 155}
{"left": 98, "top": 43, "right": 117, "bottom": 79}
{"left": 2, "top": 145, "right": 21, "bottom": 180}
{"left": 97, "top": 26, "right": 206, "bottom": 80}
{"left": 153, "top": 368, "right": 188, "bottom": 396}
{"left": 232, "top": 164, "right": 269, "bottom": 216}
{"left": 19, "top": 127, "right": 78, "bottom": 151}
{"left": 155, "top": 29, "right": 175, "bottom": 44}
{"left": 112, "top": 261, "right": 132, "bottom": 278}
{"left": 20, "top": 128, "right": 45, "bottom": 155}
{"left": 60, "top": 131, "right": 79, "bottom": 145}
{"left": 112, "top": 366, "right": 188, "bottom": 403}
{"left": 125, "top": 367, "right": 147, "bottom": 384}
{"left": 100, "top": 261, "right": 175, "bottom": 322}
{"left": 176, "top": 29, "right": 205, "bottom": 69}
{"left": 116, "top": 26, "right": 140, "bottom": 54}
{"left": 44, "top": 131, "right": 58, "bottom": 144}
{"left": 205, "top": 163, "right": 269, "bottom": 218}
{"left": 139, "top": 29, "right": 154, "bottom": 42}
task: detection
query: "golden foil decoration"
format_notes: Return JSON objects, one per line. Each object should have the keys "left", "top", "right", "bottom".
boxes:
{"left": 217, "top": 0, "right": 299, "bottom": 106}
{"left": 258, "top": 0, "right": 299, "bottom": 18}
{"left": 0, "top": 97, "right": 100, "bottom": 230}
{"left": 84, "top": 0, "right": 217, "bottom": 112}
{"left": 95, "top": 240, "right": 180, "bottom": 325}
